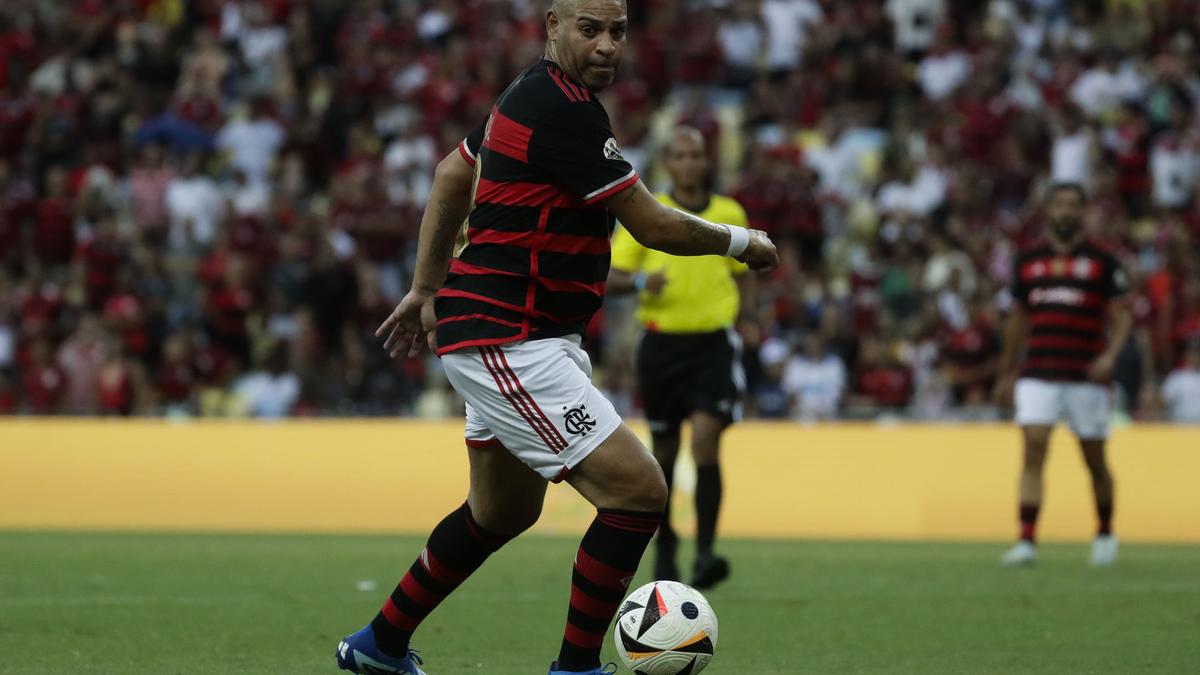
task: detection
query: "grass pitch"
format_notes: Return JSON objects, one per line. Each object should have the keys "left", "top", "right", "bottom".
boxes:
{"left": 1, "top": 532, "right": 1197, "bottom": 674}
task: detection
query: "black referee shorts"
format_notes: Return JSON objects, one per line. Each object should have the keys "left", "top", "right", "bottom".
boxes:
{"left": 635, "top": 328, "right": 745, "bottom": 436}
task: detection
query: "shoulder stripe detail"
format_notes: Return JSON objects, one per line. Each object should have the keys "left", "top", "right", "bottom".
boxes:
{"left": 458, "top": 138, "right": 477, "bottom": 167}
{"left": 547, "top": 67, "right": 580, "bottom": 102}
{"left": 583, "top": 169, "right": 639, "bottom": 204}
{"left": 546, "top": 65, "right": 591, "bottom": 102}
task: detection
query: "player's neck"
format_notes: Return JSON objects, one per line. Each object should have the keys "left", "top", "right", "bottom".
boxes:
{"left": 1048, "top": 233, "right": 1084, "bottom": 254}
{"left": 670, "top": 187, "right": 709, "bottom": 213}
{"left": 542, "top": 47, "right": 577, "bottom": 85}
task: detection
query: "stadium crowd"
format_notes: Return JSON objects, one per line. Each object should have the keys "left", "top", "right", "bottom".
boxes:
{"left": 0, "top": 0, "right": 1198, "bottom": 421}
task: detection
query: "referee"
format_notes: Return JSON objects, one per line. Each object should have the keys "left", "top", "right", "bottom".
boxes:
{"left": 609, "top": 126, "right": 755, "bottom": 589}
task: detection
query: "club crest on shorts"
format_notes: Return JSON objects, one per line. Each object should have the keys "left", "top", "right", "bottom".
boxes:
{"left": 562, "top": 404, "right": 597, "bottom": 436}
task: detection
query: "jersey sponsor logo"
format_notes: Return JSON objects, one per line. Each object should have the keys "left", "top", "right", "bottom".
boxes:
{"left": 1029, "top": 286, "right": 1086, "bottom": 305}
{"left": 603, "top": 137, "right": 625, "bottom": 162}
{"left": 1072, "top": 257, "right": 1094, "bottom": 279}
{"left": 562, "top": 404, "right": 597, "bottom": 436}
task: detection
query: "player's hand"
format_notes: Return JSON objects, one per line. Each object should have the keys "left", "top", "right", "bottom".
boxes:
{"left": 376, "top": 289, "right": 438, "bottom": 359}
{"left": 992, "top": 373, "right": 1016, "bottom": 407}
{"left": 1087, "top": 354, "right": 1116, "bottom": 383}
{"left": 736, "top": 229, "right": 779, "bottom": 272}
{"left": 644, "top": 271, "right": 668, "bottom": 296}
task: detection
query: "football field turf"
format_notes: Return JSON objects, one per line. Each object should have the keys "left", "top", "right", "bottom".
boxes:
{"left": 1, "top": 533, "right": 1197, "bottom": 674}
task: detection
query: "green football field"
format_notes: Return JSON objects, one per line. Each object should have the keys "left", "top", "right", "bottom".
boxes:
{"left": 1, "top": 532, "right": 1197, "bottom": 674}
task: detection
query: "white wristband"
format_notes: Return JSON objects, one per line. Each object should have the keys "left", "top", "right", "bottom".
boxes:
{"left": 724, "top": 224, "right": 750, "bottom": 258}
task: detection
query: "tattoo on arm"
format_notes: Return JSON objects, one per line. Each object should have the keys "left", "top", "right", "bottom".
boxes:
{"left": 416, "top": 199, "right": 460, "bottom": 294}
{"left": 620, "top": 187, "right": 638, "bottom": 207}
{"left": 682, "top": 214, "right": 728, "bottom": 250}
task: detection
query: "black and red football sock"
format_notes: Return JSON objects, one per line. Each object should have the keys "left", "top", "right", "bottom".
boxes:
{"left": 1096, "top": 500, "right": 1113, "bottom": 536}
{"left": 1019, "top": 503, "right": 1040, "bottom": 543}
{"left": 371, "top": 502, "right": 512, "bottom": 657}
{"left": 557, "top": 509, "right": 661, "bottom": 671}
{"left": 695, "top": 464, "right": 722, "bottom": 558}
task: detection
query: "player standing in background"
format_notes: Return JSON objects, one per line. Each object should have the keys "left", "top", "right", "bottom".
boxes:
{"left": 993, "top": 183, "right": 1132, "bottom": 567}
{"left": 335, "top": 1, "right": 779, "bottom": 674}
{"left": 608, "top": 127, "right": 754, "bottom": 589}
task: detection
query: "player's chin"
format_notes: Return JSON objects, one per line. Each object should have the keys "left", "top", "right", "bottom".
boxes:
{"left": 584, "top": 67, "right": 617, "bottom": 90}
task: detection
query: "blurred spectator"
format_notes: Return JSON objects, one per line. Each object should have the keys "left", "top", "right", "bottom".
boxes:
{"left": 886, "top": 0, "right": 944, "bottom": 57}
{"left": 848, "top": 336, "right": 913, "bottom": 412}
{"left": 1150, "top": 103, "right": 1200, "bottom": 211}
{"left": 57, "top": 314, "right": 107, "bottom": 414}
{"left": 165, "top": 152, "right": 224, "bottom": 250}
{"left": 22, "top": 339, "right": 66, "bottom": 415}
{"left": 1161, "top": 342, "right": 1200, "bottom": 423}
{"left": 233, "top": 341, "right": 300, "bottom": 418}
{"left": 761, "top": 0, "right": 822, "bottom": 74}
{"left": 0, "top": 0, "right": 1195, "bottom": 423}
{"left": 753, "top": 337, "right": 792, "bottom": 419}
{"left": 782, "top": 334, "right": 846, "bottom": 421}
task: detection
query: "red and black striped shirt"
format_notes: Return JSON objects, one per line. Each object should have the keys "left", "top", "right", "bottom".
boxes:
{"left": 436, "top": 59, "right": 639, "bottom": 355}
{"left": 1011, "top": 240, "right": 1128, "bottom": 382}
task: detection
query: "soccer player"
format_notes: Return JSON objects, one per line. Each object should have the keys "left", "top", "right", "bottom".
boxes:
{"left": 993, "top": 183, "right": 1132, "bottom": 567}
{"left": 335, "top": 2, "right": 779, "bottom": 674}
{"left": 607, "top": 126, "right": 753, "bottom": 588}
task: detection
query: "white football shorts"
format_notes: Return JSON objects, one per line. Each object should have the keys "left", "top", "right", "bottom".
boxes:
{"left": 1014, "top": 377, "right": 1112, "bottom": 440}
{"left": 441, "top": 335, "right": 622, "bottom": 482}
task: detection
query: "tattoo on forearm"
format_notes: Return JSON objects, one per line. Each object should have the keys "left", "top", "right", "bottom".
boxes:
{"left": 428, "top": 199, "right": 458, "bottom": 266}
{"left": 682, "top": 214, "right": 727, "bottom": 249}
{"left": 414, "top": 199, "right": 463, "bottom": 294}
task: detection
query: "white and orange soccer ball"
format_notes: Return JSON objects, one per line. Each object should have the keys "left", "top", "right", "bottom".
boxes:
{"left": 613, "top": 581, "right": 718, "bottom": 675}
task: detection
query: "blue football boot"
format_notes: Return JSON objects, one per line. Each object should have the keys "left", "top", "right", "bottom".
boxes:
{"left": 336, "top": 625, "right": 427, "bottom": 674}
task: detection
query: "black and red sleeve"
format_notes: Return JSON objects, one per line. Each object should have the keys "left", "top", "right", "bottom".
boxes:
{"left": 458, "top": 118, "right": 486, "bottom": 168}
{"left": 527, "top": 100, "right": 639, "bottom": 204}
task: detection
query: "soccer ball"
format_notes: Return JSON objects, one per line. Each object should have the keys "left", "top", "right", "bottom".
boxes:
{"left": 613, "top": 581, "right": 718, "bottom": 674}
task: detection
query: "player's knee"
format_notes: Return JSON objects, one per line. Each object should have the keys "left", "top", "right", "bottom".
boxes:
{"left": 470, "top": 495, "right": 543, "bottom": 536}
{"left": 634, "top": 461, "right": 669, "bottom": 512}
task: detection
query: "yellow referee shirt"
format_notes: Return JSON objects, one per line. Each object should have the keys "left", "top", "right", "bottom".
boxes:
{"left": 610, "top": 193, "right": 749, "bottom": 334}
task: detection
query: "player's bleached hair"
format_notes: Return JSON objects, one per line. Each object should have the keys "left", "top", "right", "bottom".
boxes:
{"left": 549, "top": 0, "right": 577, "bottom": 17}
{"left": 550, "top": 0, "right": 626, "bottom": 17}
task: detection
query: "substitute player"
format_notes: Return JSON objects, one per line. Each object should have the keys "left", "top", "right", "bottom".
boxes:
{"left": 608, "top": 126, "right": 754, "bottom": 588}
{"left": 335, "top": 2, "right": 779, "bottom": 674}
{"left": 993, "top": 183, "right": 1132, "bottom": 567}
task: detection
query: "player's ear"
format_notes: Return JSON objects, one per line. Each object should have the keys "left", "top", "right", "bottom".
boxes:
{"left": 546, "top": 8, "right": 559, "bottom": 43}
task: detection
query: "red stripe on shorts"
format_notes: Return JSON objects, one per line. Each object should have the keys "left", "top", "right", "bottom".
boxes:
{"left": 480, "top": 346, "right": 564, "bottom": 452}
{"left": 493, "top": 346, "right": 569, "bottom": 450}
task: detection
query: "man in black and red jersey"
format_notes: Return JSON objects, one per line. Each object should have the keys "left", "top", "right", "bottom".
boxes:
{"left": 335, "top": 2, "right": 779, "bottom": 674}
{"left": 993, "top": 183, "right": 1132, "bottom": 568}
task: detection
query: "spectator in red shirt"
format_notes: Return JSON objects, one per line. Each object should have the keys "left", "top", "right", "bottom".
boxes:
{"left": 849, "top": 336, "right": 914, "bottom": 412}
{"left": 32, "top": 166, "right": 74, "bottom": 268}
{"left": 157, "top": 331, "right": 197, "bottom": 411}
{"left": 940, "top": 300, "right": 1001, "bottom": 405}
{"left": 22, "top": 339, "right": 66, "bottom": 414}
